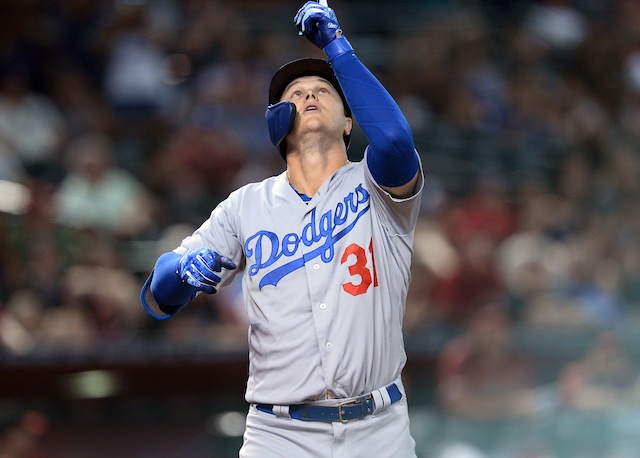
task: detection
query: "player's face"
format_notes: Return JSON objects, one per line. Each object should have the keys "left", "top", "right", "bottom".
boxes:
{"left": 281, "top": 76, "right": 350, "bottom": 139}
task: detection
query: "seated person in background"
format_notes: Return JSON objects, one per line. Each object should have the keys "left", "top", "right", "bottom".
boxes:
{"left": 435, "top": 300, "right": 547, "bottom": 454}
{"left": 554, "top": 332, "right": 640, "bottom": 457}
{"left": 437, "top": 301, "right": 539, "bottom": 419}
{"left": 54, "top": 132, "right": 156, "bottom": 238}
{"left": 559, "top": 332, "right": 640, "bottom": 411}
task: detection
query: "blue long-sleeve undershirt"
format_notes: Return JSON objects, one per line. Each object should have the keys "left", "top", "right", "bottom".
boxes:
{"left": 149, "top": 251, "right": 198, "bottom": 307}
{"left": 330, "top": 50, "right": 419, "bottom": 188}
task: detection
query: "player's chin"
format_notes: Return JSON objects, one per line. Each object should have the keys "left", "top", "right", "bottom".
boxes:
{"left": 299, "top": 113, "right": 325, "bottom": 127}
{"left": 297, "top": 121, "right": 326, "bottom": 136}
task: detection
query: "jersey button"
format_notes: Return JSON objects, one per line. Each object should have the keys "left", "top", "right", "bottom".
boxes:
{"left": 319, "top": 303, "right": 327, "bottom": 310}
{"left": 313, "top": 263, "right": 320, "bottom": 270}
{"left": 325, "top": 342, "right": 333, "bottom": 349}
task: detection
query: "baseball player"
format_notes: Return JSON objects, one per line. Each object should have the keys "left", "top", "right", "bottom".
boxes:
{"left": 140, "top": 1, "right": 423, "bottom": 456}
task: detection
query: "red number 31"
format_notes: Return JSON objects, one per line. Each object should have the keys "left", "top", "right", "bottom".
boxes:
{"left": 340, "top": 239, "right": 379, "bottom": 296}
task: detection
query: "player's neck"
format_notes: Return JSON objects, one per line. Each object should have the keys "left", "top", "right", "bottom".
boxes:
{"left": 286, "top": 150, "right": 348, "bottom": 197}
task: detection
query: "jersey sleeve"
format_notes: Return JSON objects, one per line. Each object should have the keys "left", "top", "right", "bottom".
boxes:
{"left": 175, "top": 191, "right": 245, "bottom": 286}
{"left": 330, "top": 51, "right": 420, "bottom": 188}
{"left": 362, "top": 148, "right": 424, "bottom": 236}
{"left": 140, "top": 191, "right": 245, "bottom": 319}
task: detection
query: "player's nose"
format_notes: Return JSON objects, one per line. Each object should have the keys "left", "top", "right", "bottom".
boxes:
{"left": 305, "top": 90, "right": 317, "bottom": 100}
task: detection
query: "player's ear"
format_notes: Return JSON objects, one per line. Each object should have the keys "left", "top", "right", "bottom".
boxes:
{"left": 344, "top": 117, "right": 352, "bottom": 137}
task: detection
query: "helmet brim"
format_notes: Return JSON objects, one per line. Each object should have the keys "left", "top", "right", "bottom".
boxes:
{"left": 269, "top": 57, "right": 352, "bottom": 118}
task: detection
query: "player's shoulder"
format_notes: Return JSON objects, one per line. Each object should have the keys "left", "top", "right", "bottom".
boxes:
{"left": 332, "top": 159, "right": 366, "bottom": 182}
{"left": 227, "top": 172, "right": 287, "bottom": 202}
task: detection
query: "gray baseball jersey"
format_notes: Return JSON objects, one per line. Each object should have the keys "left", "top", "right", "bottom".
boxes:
{"left": 171, "top": 151, "right": 423, "bottom": 405}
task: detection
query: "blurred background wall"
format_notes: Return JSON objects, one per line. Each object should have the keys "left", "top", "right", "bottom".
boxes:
{"left": 2, "top": 0, "right": 640, "bottom": 457}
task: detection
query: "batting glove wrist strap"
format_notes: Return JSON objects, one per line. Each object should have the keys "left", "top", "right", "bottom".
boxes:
{"left": 324, "top": 35, "right": 354, "bottom": 62}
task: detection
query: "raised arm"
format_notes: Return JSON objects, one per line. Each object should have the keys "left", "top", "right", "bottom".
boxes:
{"left": 294, "top": 1, "right": 420, "bottom": 197}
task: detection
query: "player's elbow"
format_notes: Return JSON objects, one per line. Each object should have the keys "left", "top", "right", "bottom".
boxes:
{"left": 381, "top": 125, "right": 414, "bottom": 154}
{"left": 367, "top": 136, "right": 419, "bottom": 189}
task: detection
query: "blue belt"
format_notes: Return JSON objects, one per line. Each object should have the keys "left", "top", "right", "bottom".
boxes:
{"left": 256, "top": 383, "right": 402, "bottom": 423}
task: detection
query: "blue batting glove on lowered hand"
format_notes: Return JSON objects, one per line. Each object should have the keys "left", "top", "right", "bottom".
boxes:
{"left": 178, "top": 247, "right": 237, "bottom": 294}
{"left": 294, "top": 1, "right": 354, "bottom": 61}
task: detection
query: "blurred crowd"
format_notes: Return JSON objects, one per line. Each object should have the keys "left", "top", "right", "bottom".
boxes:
{"left": 4, "top": 0, "right": 640, "bottom": 456}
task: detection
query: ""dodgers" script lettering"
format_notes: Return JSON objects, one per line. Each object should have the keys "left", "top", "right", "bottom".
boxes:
{"left": 245, "top": 184, "right": 370, "bottom": 288}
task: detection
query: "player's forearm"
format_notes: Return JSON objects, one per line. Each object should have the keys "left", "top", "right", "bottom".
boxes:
{"left": 330, "top": 49, "right": 419, "bottom": 187}
{"left": 294, "top": 1, "right": 419, "bottom": 187}
{"left": 150, "top": 251, "right": 198, "bottom": 306}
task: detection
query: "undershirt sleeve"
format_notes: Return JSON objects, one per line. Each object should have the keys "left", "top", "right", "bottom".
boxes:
{"left": 330, "top": 51, "right": 420, "bottom": 188}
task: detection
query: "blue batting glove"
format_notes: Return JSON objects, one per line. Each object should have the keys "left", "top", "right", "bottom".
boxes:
{"left": 294, "top": 1, "right": 341, "bottom": 50}
{"left": 178, "top": 247, "right": 237, "bottom": 294}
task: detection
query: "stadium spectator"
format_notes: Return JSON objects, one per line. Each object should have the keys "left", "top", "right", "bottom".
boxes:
{"left": 0, "top": 63, "right": 67, "bottom": 183}
{"left": 54, "top": 133, "right": 157, "bottom": 238}
{"left": 435, "top": 300, "right": 549, "bottom": 454}
{"left": 555, "top": 332, "right": 640, "bottom": 456}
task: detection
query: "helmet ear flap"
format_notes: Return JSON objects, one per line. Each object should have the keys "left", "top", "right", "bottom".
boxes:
{"left": 268, "top": 58, "right": 352, "bottom": 158}
{"left": 265, "top": 101, "right": 297, "bottom": 160}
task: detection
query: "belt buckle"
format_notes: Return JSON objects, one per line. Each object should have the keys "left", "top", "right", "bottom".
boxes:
{"left": 338, "top": 395, "right": 370, "bottom": 424}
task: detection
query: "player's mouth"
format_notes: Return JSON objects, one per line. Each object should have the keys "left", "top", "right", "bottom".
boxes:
{"left": 304, "top": 104, "right": 319, "bottom": 112}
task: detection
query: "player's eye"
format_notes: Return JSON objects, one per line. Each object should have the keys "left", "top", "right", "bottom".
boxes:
{"left": 318, "top": 87, "right": 329, "bottom": 94}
